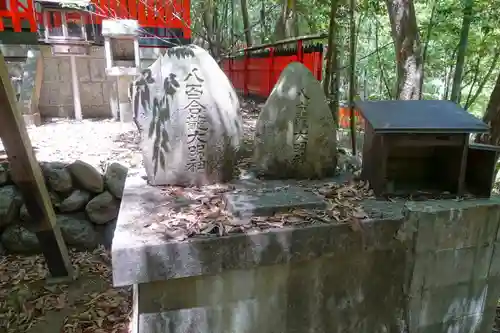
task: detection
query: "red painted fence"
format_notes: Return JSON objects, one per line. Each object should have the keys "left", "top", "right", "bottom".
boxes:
{"left": 221, "top": 42, "right": 323, "bottom": 98}
{"left": 221, "top": 42, "right": 364, "bottom": 128}
{"left": 0, "top": 0, "right": 190, "bottom": 38}
{"left": 338, "top": 106, "right": 364, "bottom": 129}
{"left": 0, "top": 0, "right": 36, "bottom": 32}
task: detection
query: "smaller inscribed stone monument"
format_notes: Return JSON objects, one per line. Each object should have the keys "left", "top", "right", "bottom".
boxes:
{"left": 253, "top": 62, "right": 337, "bottom": 179}
{"left": 131, "top": 45, "right": 242, "bottom": 186}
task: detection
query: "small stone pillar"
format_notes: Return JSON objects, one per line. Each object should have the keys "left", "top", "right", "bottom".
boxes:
{"left": 18, "top": 48, "right": 43, "bottom": 126}
{"left": 117, "top": 75, "right": 133, "bottom": 123}
{"left": 102, "top": 19, "right": 140, "bottom": 122}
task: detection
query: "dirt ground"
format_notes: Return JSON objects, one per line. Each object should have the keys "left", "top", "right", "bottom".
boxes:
{"left": 0, "top": 247, "right": 131, "bottom": 333}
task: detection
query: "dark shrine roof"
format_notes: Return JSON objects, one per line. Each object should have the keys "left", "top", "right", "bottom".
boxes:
{"left": 354, "top": 100, "right": 489, "bottom": 134}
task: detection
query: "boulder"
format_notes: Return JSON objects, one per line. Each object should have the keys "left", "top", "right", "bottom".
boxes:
{"left": 68, "top": 160, "right": 104, "bottom": 193}
{"left": 19, "top": 204, "right": 31, "bottom": 222}
{"left": 105, "top": 163, "right": 128, "bottom": 198}
{"left": 59, "top": 189, "right": 91, "bottom": 212}
{"left": 94, "top": 218, "right": 117, "bottom": 249}
{"left": 1, "top": 224, "right": 40, "bottom": 254}
{"left": 0, "top": 185, "right": 22, "bottom": 228}
{"left": 49, "top": 191, "right": 62, "bottom": 209}
{"left": 19, "top": 192, "right": 62, "bottom": 223}
{"left": 85, "top": 191, "right": 119, "bottom": 224}
{"left": 41, "top": 162, "right": 72, "bottom": 193}
{"left": 253, "top": 62, "right": 337, "bottom": 179}
{"left": 131, "top": 44, "right": 242, "bottom": 186}
{"left": 57, "top": 214, "right": 98, "bottom": 250}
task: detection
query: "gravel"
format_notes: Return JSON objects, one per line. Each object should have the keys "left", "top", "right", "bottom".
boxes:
{"left": 0, "top": 99, "right": 260, "bottom": 175}
{"left": 0, "top": 118, "right": 143, "bottom": 172}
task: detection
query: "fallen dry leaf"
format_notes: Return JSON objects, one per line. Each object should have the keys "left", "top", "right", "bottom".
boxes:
{"left": 0, "top": 247, "right": 132, "bottom": 333}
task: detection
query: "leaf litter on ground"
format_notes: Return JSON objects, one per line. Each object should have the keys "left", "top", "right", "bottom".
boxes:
{"left": 141, "top": 96, "right": 375, "bottom": 239}
{"left": 0, "top": 246, "right": 131, "bottom": 333}
{"left": 142, "top": 177, "right": 375, "bottom": 241}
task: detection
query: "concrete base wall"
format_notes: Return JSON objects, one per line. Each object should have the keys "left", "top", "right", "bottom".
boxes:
{"left": 133, "top": 223, "right": 407, "bottom": 333}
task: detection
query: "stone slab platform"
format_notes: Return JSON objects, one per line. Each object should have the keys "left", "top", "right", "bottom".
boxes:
{"left": 223, "top": 185, "right": 327, "bottom": 217}
{"left": 111, "top": 173, "right": 404, "bottom": 287}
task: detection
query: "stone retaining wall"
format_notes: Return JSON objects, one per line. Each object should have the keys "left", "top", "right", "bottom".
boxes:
{"left": 112, "top": 173, "right": 500, "bottom": 333}
{"left": 0, "top": 160, "right": 127, "bottom": 254}
{"left": 5, "top": 44, "right": 164, "bottom": 121}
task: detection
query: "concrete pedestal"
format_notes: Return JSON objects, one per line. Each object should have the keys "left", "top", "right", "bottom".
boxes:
{"left": 112, "top": 173, "right": 500, "bottom": 333}
{"left": 119, "top": 102, "right": 133, "bottom": 123}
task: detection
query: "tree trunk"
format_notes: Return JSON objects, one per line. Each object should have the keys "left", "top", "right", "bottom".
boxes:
{"left": 274, "top": 0, "right": 298, "bottom": 40}
{"left": 213, "top": 6, "right": 222, "bottom": 54}
{"left": 260, "top": 1, "right": 267, "bottom": 43}
{"left": 465, "top": 49, "right": 500, "bottom": 109}
{"left": 478, "top": 72, "right": 500, "bottom": 145}
{"left": 375, "top": 20, "right": 392, "bottom": 98}
{"left": 348, "top": 0, "right": 357, "bottom": 155}
{"left": 240, "top": 0, "right": 253, "bottom": 46}
{"left": 220, "top": 0, "right": 229, "bottom": 47}
{"left": 421, "top": 0, "right": 437, "bottom": 71}
{"left": 385, "top": 0, "right": 423, "bottom": 100}
{"left": 450, "top": 0, "right": 474, "bottom": 103}
{"left": 322, "top": 0, "right": 339, "bottom": 124}
{"left": 203, "top": 0, "right": 218, "bottom": 57}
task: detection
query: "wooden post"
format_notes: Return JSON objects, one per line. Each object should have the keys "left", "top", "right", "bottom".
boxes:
{"left": 0, "top": 51, "right": 74, "bottom": 279}
{"left": 243, "top": 50, "right": 249, "bottom": 97}
{"left": 296, "top": 40, "right": 304, "bottom": 64}
{"left": 268, "top": 47, "right": 275, "bottom": 96}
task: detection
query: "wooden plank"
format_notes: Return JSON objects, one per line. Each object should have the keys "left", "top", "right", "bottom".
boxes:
{"left": 458, "top": 135, "right": 469, "bottom": 195}
{"left": 0, "top": 50, "right": 73, "bottom": 279}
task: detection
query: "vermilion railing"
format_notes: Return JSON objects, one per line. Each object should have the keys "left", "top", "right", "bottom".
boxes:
{"left": 0, "top": 0, "right": 36, "bottom": 31}
{"left": 221, "top": 40, "right": 364, "bottom": 128}
{"left": 221, "top": 43, "right": 323, "bottom": 98}
{"left": 0, "top": 0, "right": 190, "bottom": 38}
{"left": 338, "top": 106, "right": 364, "bottom": 128}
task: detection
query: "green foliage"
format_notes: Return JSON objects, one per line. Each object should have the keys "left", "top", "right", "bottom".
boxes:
{"left": 166, "top": 45, "right": 197, "bottom": 59}
{"left": 189, "top": 0, "right": 500, "bottom": 115}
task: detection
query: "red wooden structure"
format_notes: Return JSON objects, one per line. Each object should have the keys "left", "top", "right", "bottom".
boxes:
{"left": 221, "top": 41, "right": 323, "bottom": 98}
{"left": 338, "top": 105, "right": 364, "bottom": 128}
{"left": 0, "top": 2, "right": 361, "bottom": 128}
{"left": 221, "top": 39, "right": 363, "bottom": 129}
{"left": 0, "top": 0, "right": 190, "bottom": 39}
{"left": 0, "top": 0, "right": 36, "bottom": 32}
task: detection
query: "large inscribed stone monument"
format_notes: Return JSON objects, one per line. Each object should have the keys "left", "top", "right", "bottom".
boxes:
{"left": 253, "top": 62, "right": 337, "bottom": 179}
{"left": 131, "top": 45, "right": 242, "bottom": 186}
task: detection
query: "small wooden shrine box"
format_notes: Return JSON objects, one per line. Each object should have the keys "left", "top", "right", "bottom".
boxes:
{"left": 355, "top": 100, "right": 489, "bottom": 198}
{"left": 466, "top": 143, "right": 500, "bottom": 198}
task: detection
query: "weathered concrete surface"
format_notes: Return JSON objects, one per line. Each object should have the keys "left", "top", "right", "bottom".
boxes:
{"left": 112, "top": 174, "right": 500, "bottom": 333}
{"left": 402, "top": 199, "right": 500, "bottom": 333}
{"left": 223, "top": 185, "right": 327, "bottom": 217}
